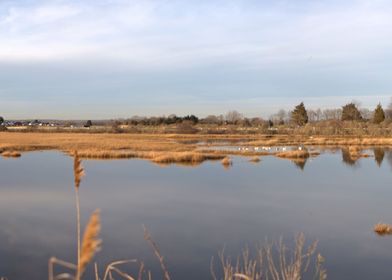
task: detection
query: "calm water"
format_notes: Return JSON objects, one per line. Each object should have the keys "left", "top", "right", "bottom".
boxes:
{"left": 1, "top": 149, "right": 392, "bottom": 279}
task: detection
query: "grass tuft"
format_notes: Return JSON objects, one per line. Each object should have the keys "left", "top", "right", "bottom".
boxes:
{"left": 276, "top": 150, "right": 309, "bottom": 159}
{"left": 249, "top": 156, "right": 261, "bottom": 163}
{"left": 1, "top": 151, "right": 21, "bottom": 158}
{"left": 221, "top": 156, "right": 232, "bottom": 168}
{"left": 374, "top": 223, "right": 392, "bottom": 236}
{"left": 212, "top": 233, "right": 327, "bottom": 280}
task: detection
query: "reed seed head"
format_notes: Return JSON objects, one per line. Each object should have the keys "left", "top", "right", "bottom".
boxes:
{"left": 73, "top": 151, "right": 85, "bottom": 189}
{"left": 78, "top": 209, "right": 101, "bottom": 277}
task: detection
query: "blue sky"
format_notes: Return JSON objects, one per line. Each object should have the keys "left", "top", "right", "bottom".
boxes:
{"left": 0, "top": 0, "right": 391, "bottom": 119}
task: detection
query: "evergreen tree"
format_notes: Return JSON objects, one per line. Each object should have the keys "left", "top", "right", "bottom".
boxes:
{"left": 84, "top": 120, "right": 93, "bottom": 127}
{"left": 373, "top": 148, "right": 385, "bottom": 166}
{"left": 290, "top": 102, "right": 308, "bottom": 126}
{"left": 373, "top": 103, "right": 385, "bottom": 124}
{"left": 341, "top": 103, "right": 362, "bottom": 121}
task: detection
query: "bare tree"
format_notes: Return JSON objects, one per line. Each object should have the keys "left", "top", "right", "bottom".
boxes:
{"left": 316, "top": 108, "right": 322, "bottom": 121}
{"left": 307, "top": 109, "right": 317, "bottom": 122}
{"left": 277, "top": 109, "right": 287, "bottom": 124}
{"left": 225, "top": 110, "right": 243, "bottom": 124}
{"left": 250, "top": 117, "right": 265, "bottom": 126}
{"left": 323, "top": 108, "right": 342, "bottom": 120}
{"left": 270, "top": 109, "right": 287, "bottom": 124}
{"left": 386, "top": 98, "right": 392, "bottom": 120}
{"left": 360, "top": 108, "right": 372, "bottom": 120}
{"left": 202, "top": 115, "right": 222, "bottom": 125}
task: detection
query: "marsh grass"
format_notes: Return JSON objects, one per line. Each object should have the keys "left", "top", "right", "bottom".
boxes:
{"left": 150, "top": 151, "right": 224, "bottom": 164}
{"left": 1, "top": 151, "right": 21, "bottom": 158}
{"left": 221, "top": 156, "right": 233, "bottom": 169}
{"left": 374, "top": 223, "right": 392, "bottom": 236}
{"left": 212, "top": 234, "right": 327, "bottom": 280}
{"left": 0, "top": 132, "right": 390, "bottom": 166}
{"left": 249, "top": 156, "right": 261, "bottom": 163}
{"left": 276, "top": 150, "right": 310, "bottom": 159}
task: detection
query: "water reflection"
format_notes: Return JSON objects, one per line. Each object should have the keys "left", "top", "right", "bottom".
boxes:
{"left": 1, "top": 150, "right": 392, "bottom": 280}
{"left": 292, "top": 158, "right": 307, "bottom": 170}
{"left": 373, "top": 148, "right": 385, "bottom": 167}
{"left": 341, "top": 148, "right": 359, "bottom": 166}
{"left": 387, "top": 151, "right": 392, "bottom": 169}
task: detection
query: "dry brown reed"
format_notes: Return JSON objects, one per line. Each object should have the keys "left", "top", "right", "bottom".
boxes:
{"left": 276, "top": 150, "right": 309, "bottom": 159}
{"left": 73, "top": 151, "right": 84, "bottom": 280}
{"left": 249, "top": 156, "right": 261, "bottom": 163}
{"left": 74, "top": 151, "right": 85, "bottom": 189}
{"left": 374, "top": 223, "right": 392, "bottom": 236}
{"left": 48, "top": 257, "right": 77, "bottom": 280}
{"left": 221, "top": 156, "right": 233, "bottom": 168}
{"left": 212, "top": 234, "right": 327, "bottom": 280}
{"left": 143, "top": 226, "right": 172, "bottom": 280}
{"left": 1, "top": 151, "right": 21, "bottom": 157}
{"left": 1, "top": 132, "right": 391, "bottom": 166}
{"left": 151, "top": 151, "right": 224, "bottom": 164}
{"left": 79, "top": 210, "right": 101, "bottom": 277}
{"left": 102, "top": 259, "right": 147, "bottom": 280}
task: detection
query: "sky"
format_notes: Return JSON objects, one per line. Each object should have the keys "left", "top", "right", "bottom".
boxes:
{"left": 0, "top": 0, "right": 392, "bottom": 119}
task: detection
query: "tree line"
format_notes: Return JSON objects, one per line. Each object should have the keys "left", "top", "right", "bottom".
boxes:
{"left": 115, "top": 100, "right": 391, "bottom": 127}
{"left": 1, "top": 100, "right": 391, "bottom": 128}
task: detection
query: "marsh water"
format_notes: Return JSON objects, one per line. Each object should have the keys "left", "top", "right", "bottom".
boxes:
{"left": 1, "top": 149, "right": 392, "bottom": 279}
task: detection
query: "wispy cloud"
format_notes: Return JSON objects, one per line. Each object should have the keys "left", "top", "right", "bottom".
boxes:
{"left": 0, "top": 0, "right": 391, "bottom": 118}
{"left": 1, "top": 0, "right": 391, "bottom": 65}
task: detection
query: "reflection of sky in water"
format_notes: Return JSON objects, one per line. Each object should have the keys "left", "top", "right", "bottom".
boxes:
{"left": 1, "top": 150, "right": 392, "bottom": 279}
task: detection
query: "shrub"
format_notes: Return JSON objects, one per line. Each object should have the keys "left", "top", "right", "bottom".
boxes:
{"left": 175, "top": 122, "right": 198, "bottom": 134}
{"left": 341, "top": 103, "right": 362, "bottom": 121}
{"left": 84, "top": 120, "right": 93, "bottom": 127}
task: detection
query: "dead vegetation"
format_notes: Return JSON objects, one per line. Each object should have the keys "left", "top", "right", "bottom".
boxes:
{"left": 248, "top": 136, "right": 392, "bottom": 147}
{"left": 212, "top": 234, "right": 327, "bottom": 280}
{"left": 150, "top": 152, "right": 224, "bottom": 164}
{"left": 249, "top": 156, "right": 261, "bottom": 163}
{"left": 374, "top": 223, "right": 392, "bottom": 236}
{"left": 276, "top": 150, "right": 310, "bottom": 159}
{"left": 1, "top": 151, "right": 21, "bottom": 158}
{"left": 221, "top": 157, "right": 233, "bottom": 168}
{"left": 0, "top": 132, "right": 389, "bottom": 166}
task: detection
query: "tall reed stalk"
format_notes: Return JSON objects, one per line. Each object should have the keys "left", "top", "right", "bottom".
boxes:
{"left": 73, "top": 151, "right": 85, "bottom": 280}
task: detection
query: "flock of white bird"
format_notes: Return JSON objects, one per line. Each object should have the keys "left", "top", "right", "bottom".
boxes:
{"left": 237, "top": 145, "right": 305, "bottom": 152}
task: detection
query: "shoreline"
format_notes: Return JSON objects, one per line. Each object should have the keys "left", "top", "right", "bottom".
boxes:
{"left": 0, "top": 132, "right": 387, "bottom": 165}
